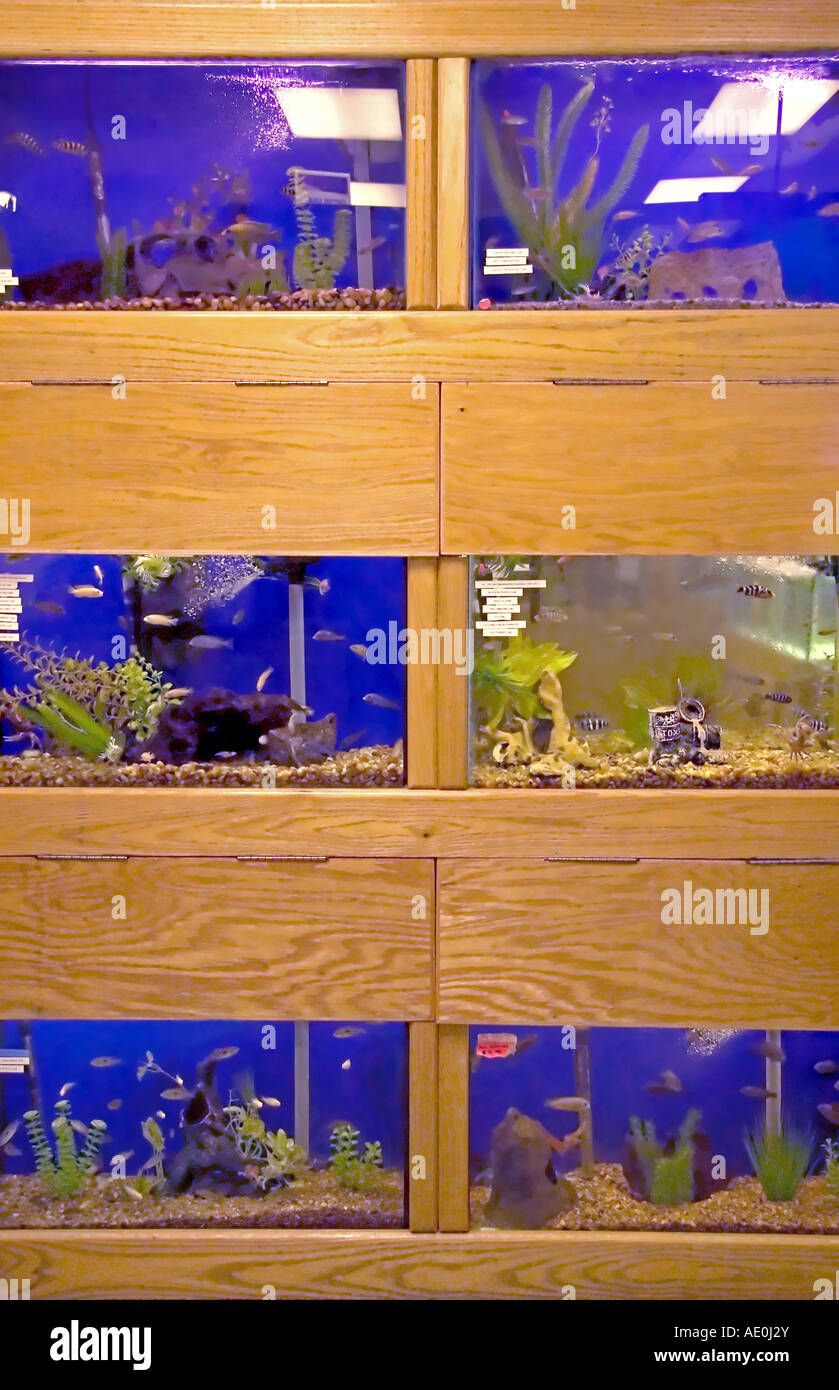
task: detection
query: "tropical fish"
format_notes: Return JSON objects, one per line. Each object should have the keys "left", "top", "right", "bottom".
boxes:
{"left": 740, "top": 163, "right": 763, "bottom": 176}
{"left": 797, "top": 711, "right": 827, "bottom": 732}
{"left": 143, "top": 613, "right": 179, "bottom": 627}
{"left": 155, "top": 1111, "right": 166, "bottom": 1120}
{"left": 815, "top": 1060, "right": 839, "bottom": 1075}
{"left": 255, "top": 666, "right": 273, "bottom": 693}
{"left": 166, "top": 688, "right": 192, "bottom": 700}
{"left": 4, "top": 1145, "right": 21, "bottom": 1157}
{"left": 93, "top": 565, "right": 104, "bottom": 585}
{"left": 611, "top": 209, "right": 639, "bottom": 221}
{"left": 574, "top": 713, "right": 608, "bottom": 731}
{"left": 341, "top": 1059, "right": 351, "bottom": 1071}
{"left": 687, "top": 220, "right": 733, "bottom": 242}
{"left": 500, "top": 111, "right": 528, "bottom": 127}
{"left": 53, "top": 138, "right": 88, "bottom": 156}
{"left": 644, "top": 1069, "right": 682, "bottom": 1095}
{"left": 676, "top": 216, "right": 691, "bottom": 233}
{"left": 749, "top": 1039, "right": 785, "bottom": 1063}
{"left": 710, "top": 154, "right": 735, "bottom": 174}
{"left": 733, "top": 672, "right": 765, "bottom": 686}
{"left": 533, "top": 607, "right": 567, "bottom": 623}
{"left": 817, "top": 627, "right": 836, "bottom": 636}
{"left": 333, "top": 1026, "right": 366, "bottom": 1039}
{"left": 70, "top": 1120, "right": 89, "bottom": 1135}
{"left": 652, "top": 632, "right": 677, "bottom": 642}
{"left": 313, "top": 629, "right": 346, "bottom": 642}
{"left": 68, "top": 585, "right": 103, "bottom": 598}
{"left": 202, "top": 1046, "right": 239, "bottom": 1066}
{"left": 32, "top": 600, "right": 65, "bottom": 617}
{"left": 764, "top": 692, "right": 792, "bottom": 704}
{"left": 160, "top": 1086, "right": 192, "bottom": 1101}
{"left": 233, "top": 609, "right": 246, "bottom": 625}
{"left": 106, "top": 1099, "right": 122, "bottom": 1111}
{"left": 817, "top": 1103, "right": 839, "bottom": 1125}
{"left": 260, "top": 1096, "right": 282, "bottom": 1107}
{"left": 357, "top": 236, "right": 387, "bottom": 254}
{"left": 604, "top": 624, "right": 623, "bottom": 633}
{"left": 780, "top": 181, "right": 798, "bottom": 195}
{"left": 0, "top": 1119, "right": 20, "bottom": 1148}
{"left": 817, "top": 202, "right": 839, "bottom": 217}
{"left": 740, "top": 1085, "right": 777, "bottom": 1099}
{"left": 222, "top": 217, "right": 277, "bottom": 241}
{"left": 90, "top": 1056, "right": 122, "bottom": 1068}
{"left": 807, "top": 185, "right": 818, "bottom": 200}
{"left": 544, "top": 1097, "right": 589, "bottom": 1112}
{"left": 622, "top": 635, "right": 635, "bottom": 643}
{"left": 5, "top": 132, "right": 44, "bottom": 155}
{"left": 349, "top": 644, "right": 368, "bottom": 659}
{"left": 737, "top": 585, "right": 774, "bottom": 598}
{"left": 363, "top": 693, "right": 401, "bottom": 710}
{"left": 188, "top": 635, "right": 233, "bottom": 650}
{"left": 59, "top": 1081, "right": 76, "bottom": 1097}
{"left": 338, "top": 729, "right": 365, "bottom": 751}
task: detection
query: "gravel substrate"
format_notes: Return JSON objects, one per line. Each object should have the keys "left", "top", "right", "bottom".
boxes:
{"left": 0, "top": 1169, "right": 404, "bottom": 1229}
{"left": 0, "top": 745, "right": 404, "bottom": 787}
{"left": 479, "top": 298, "right": 826, "bottom": 310}
{"left": 1, "top": 288, "right": 405, "bottom": 312}
{"left": 472, "top": 1163, "right": 839, "bottom": 1233}
{"left": 474, "top": 746, "right": 839, "bottom": 789}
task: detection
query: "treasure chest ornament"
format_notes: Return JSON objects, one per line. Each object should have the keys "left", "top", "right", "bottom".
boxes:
{"left": 649, "top": 696, "right": 720, "bottom": 764}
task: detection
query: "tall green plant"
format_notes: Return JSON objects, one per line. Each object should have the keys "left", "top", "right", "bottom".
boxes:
{"left": 288, "top": 167, "right": 352, "bottom": 290}
{"left": 472, "top": 635, "right": 577, "bottom": 730}
{"left": 480, "top": 82, "right": 648, "bottom": 297}
{"left": 23, "top": 1100, "right": 107, "bottom": 1199}
{"left": 745, "top": 1123, "right": 813, "bottom": 1201}
{"left": 629, "top": 1108, "right": 701, "bottom": 1206}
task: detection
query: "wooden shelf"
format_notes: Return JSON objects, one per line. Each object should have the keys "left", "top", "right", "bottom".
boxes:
{"left": 1, "top": 787, "right": 839, "bottom": 859}
{"left": 1, "top": 0, "right": 834, "bottom": 58}
{"left": 0, "top": 1227, "right": 833, "bottom": 1299}
{"left": 2, "top": 309, "right": 837, "bottom": 384}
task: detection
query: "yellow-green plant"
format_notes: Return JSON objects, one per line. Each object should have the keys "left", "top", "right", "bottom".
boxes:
{"left": 745, "top": 1123, "right": 813, "bottom": 1201}
{"left": 473, "top": 635, "right": 577, "bottom": 730}
{"left": 328, "top": 1122, "right": 385, "bottom": 1194}
{"left": 23, "top": 1100, "right": 107, "bottom": 1199}
{"left": 480, "top": 82, "right": 648, "bottom": 298}
{"left": 288, "top": 167, "right": 352, "bottom": 290}
{"left": 222, "top": 1074, "right": 303, "bottom": 1189}
{"left": 629, "top": 1108, "right": 701, "bottom": 1205}
{"left": 123, "top": 555, "right": 197, "bottom": 592}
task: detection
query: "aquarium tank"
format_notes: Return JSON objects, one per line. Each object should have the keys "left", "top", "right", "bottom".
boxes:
{"left": 0, "top": 554, "right": 406, "bottom": 786}
{"left": 0, "top": 1020, "right": 407, "bottom": 1229}
{"left": 469, "top": 1024, "right": 839, "bottom": 1233}
{"left": 469, "top": 555, "right": 839, "bottom": 788}
{"left": 472, "top": 55, "right": 839, "bottom": 307}
{"left": 0, "top": 60, "right": 406, "bottom": 310}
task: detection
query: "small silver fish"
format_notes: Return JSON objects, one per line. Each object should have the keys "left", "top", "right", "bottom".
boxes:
{"left": 213, "top": 751, "right": 238, "bottom": 761}
{"left": 710, "top": 154, "right": 734, "bottom": 174}
{"left": 575, "top": 713, "right": 608, "bottom": 732}
{"left": 111, "top": 1150, "right": 135, "bottom": 1165}
{"left": 644, "top": 1069, "right": 682, "bottom": 1095}
{"left": 68, "top": 585, "right": 103, "bottom": 598}
{"left": 188, "top": 635, "right": 233, "bottom": 650}
{"left": 341, "top": 1059, "right": 351, "bottom": 1071}
{"left": 233, "top": 609, "right": 246, "bottom": 625}
{"left": 59, "top": 1081, "right": 76, "bottom": 1098}
{"left": 313, "top": 630, "right": 346, "bottom": 642}
{"left": 749, "top": 1039, "right": 785, "bottom": 1063}
{"left": 357, "top": 236, "right": 387, "bottom": 254}
{"left": 32, "top": 600, "right": 66, "bottom": 617}
{"left": 333, "top": 1026, "right": 366, "bottom": 1039}
{"left": 107, "top": 1099, "right": 122, "bottom": 1111}
{"left": 815, "top": 1060, "right": 839, "bottom": 1075}
{"left": 612, "top": 209, "right": 638, "bottom": 221}
{"left": 652, "top": 632, "right": 677, "bottom": 642}
{"left": 70, "top": 1120, "right": 89, "bottom": 1135}
{"left": 363, "top": 693, "right": 401, "bottom": 710}
{"left": 0, "top": 1119, "right": 20, "bottom": 1148}
{"left": 93, "top": 565, "right": 104, "bottom": 585}
{"left": 256, "top": 666, "right": 273, "bottom": 693}
{"left": 533, "top": 607, "right": 567, "bottom": 623}
{"left": 780, "top": 181, "right": 798, "bottom": 195}
{"left": 817, "top": 202, "right": 839, "bottom": 217}
{"left": 740, "top": 1085, "right": 777, "bottom": 1099}
{"left": 260, "top": 1096, "right": 282, "bottom": 1107}
{"left": 160, "top": 1086, "right": 193, "bottom": 1101}
{"left": 349, "top": 644, "right": 368, "bottom": 659}
{"left": 90, "top": 1056, "right": 123, "bottom": 1068}
{"left": 739, "top": 163, "right": 763, "bottom": 176}
{"left": 543, "top": 1097, "right": 589, "bottom": 1112}
{"left": 166, "top": 687, "right": 192, "bottom": 700}
{"left": 143, "top": 613, "right": 179, "bottom": 627}
{"left": 155, "top": 1111, "right": 166, "bottom": 1120}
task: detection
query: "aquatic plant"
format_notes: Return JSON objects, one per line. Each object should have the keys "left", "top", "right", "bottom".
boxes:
{"left": 329, "top": 1121, "right": 385, "bottom": 1193}
{"left": 23, "top": 1100, "right": 107, "bottom": 1199}
{"left": 479, "top": 82, "right": 649, "bottom": 298}
{"left": 823, "top": 1139, "right": 839, "bottom": 1204}
{"left": 123, "top": 555, "right": 197, "bottom": 592}
{"left": 745, "top": 1122, "right": 813, "bottom": 1201}
{"left": 97, "top": 226, "right": 127, "bottom": 299}
{"left": 601, "top": 225, "right": 671, "bottom": 300}
{"left": 0, "top": 640, "right": 173, "bottom": 757}
{"left": 628, "top": 1108, "right": 701, "bottom": 1206}
{"left": 472, "top": 634, "right": 577, "bottom": 730}
{"left": 141, "top": 1116, "right": 166, "bottom": 1184}
{"left": 288, "top": 167, "right": 352, "bottom": 290}
{"left": 621, "top": 655, "right": 724, "bottom": 749}
{"left": 222, "top": 1075, "right": 303, "bottom": 1189}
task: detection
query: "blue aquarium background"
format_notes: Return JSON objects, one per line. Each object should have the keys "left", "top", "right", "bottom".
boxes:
{"left": 469, "top": 1025, "right": 839, "bottom": 1184}
{"left": 0, "top": 60, "right": 406, "bottom": 306}
{"left": 0, "top": 554, "right": 406, "bottom": 784}
{"left": 472, "top": 55, "right": 839, "bottom": 305}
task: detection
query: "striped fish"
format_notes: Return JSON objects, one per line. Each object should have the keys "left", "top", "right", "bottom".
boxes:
{"left": 764, "top": 692, "right": 792, "bottom": 704}
{"left": 797, "top": 710, "right": 827, "bottom": 731}
{"left": 737, "top": 584, "right": 774, "bottom": 598}
{"left": 574, "top": 712, "right": 609, "bottom": 731}
{"left": 5, "top": 131, "right": 44, "bottom": 155}
{"left": 53, "top": 138, "right": 89, "bottom": 156}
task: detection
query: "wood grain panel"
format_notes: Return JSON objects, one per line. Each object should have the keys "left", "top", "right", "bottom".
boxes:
{"left": 408, "top": 1021, "right": 438, "bottom": 1231}
{"left": 1, "top": 1, "right": 834, "bottom": 57}
{"left": 439, "top": 859, "right": 839, "bottom": 1027}
{"left": 3, "top": 788, "right": 839, "bottom": 859}
{"left": 2, "top": 382, "right": 438, "bottom": 553}
{"left": 3, "top": 310, "right": 838, "bottom": 384}
{"left": 436, "top": 557, "right": 469, "bottom": 787}
{"left": 406, "top": 60, "right": 437, "bottom": 310}
{"left": 438, "top": 1023, "right": 470, "bottom": 1231}
{"left": 442, "top": 382, "right": 839, "bottom": 553}
{"left": 437, "top": 59, "right": 470, "bottom": 309}
{"left": 0, "top": 857, "right": 432, "bottom": 1019}
{"left": 0, "top": 1228, "right": 833, "bottom": 1299}
{"left": 406, "top": 558, "right": 438, "bottom": 787}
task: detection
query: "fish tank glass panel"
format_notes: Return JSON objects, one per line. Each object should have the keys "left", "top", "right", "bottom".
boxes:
{"left": 469, "top": 1024, "right": 839, "bottom": 1233}
{"left": 472, "top": 55, "right": 839, "bottom": 307}
{"left": 0, "top": 1021, "right": 407, "bottom": 1228}
{"left": 0, "top": 554, "right": 405, "bottom": 786}
{"left": 0, "top": 61, "right": 406, "bottom": 310}
{"left": 469, "top": 555, "right": 839, "bottom": 788}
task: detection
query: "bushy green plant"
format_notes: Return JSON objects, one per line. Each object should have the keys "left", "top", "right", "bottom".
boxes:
{"left": 23, "top": 1100, "right": 107, "bottom": 1199}
{"left": 329, "top": 1122, "right": 385, "bottom": 1193}
{"left": 288, "top": 167, "right": 352, "bottom": 290}
{"left": 480, "top": 82, "right": 648, "bottom": 298}
{"left": 222, "top": 1077, "right": 303, "bottom": 1189}
{"left": 472, "top": 634, "right": 577, "bottom": 730}
{"left": 745, "top": 1123, "right": 813, "bottom": 1201}
{"left": 629, "top": 1108, "right": 700, "bottom": 1206}
{"left": 823, "top": 1139, "right": 839, "bottom": 1204}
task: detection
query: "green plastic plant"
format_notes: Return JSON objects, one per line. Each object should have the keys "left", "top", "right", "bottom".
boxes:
{"left": 472, "top": 634, "right": 577, "bottom": 730}
{"left": 222, "top": 1074, "right": 303, "bottom": 1189}
{"left": 823, "top": 1139, "right": 839, "bottom": 1204}
{"left": 745, "top": 1122, "right": 813, "bottom": 1201}
{"left": 98, "top": 226, "right": 128, "bottom": 300}
{"left": 629, "top": 1108, "right": 700, "bottom": 1205}
{"left": 288, "top": 167, "right": 352, "bottom": 290}
{"left": 329, "top": 1122, "right": 385, "bottom": 1194}
{"left": 23, "top": 1100, "right": 107, "bottom": 1199}
{"left": 140, "top": 1116, "right": 166, "bottom": 1184}
{"left": 479, "top": 82, "right": 648, "bottom": 298}
{"left": 123, "top": 555, "right": 197, "bottom": 592}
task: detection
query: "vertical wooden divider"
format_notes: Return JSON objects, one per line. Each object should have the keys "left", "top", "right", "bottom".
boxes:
{"left": 437, "top": 57, "right": 471, "bottom": 308}
{"left": 436, "top": 555, "right": 469, "bottom": 787}
{"left": 438, "top": 1023, "right": 470, "bottom": 1231}
{"left": 407, "top": 557, "right": 439, "bottom": 786}
{"left": 408, "top": 1021, "right": 439, "bottom": 1231}
{"left": 406, "top": 58, "right": 437, "bottom": 309}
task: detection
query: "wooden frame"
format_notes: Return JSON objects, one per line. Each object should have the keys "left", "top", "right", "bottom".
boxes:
{"left": 2, "top": 1, "right": 834, "bottom": 58}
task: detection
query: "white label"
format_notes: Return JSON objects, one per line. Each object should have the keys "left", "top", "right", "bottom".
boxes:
{"left": 477, "top": 621, "right": 527, "bottom": 636}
